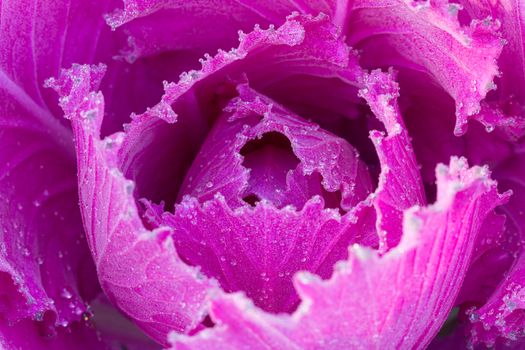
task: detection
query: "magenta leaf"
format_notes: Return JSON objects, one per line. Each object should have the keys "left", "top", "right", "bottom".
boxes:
{"left": 0, "top": 318, "right": 108, "bottom": 350}
{"left": 31, "top": 0, "right": 525, "bottom": 348}
{"left": 164, "top": 195, "right": 376, "bottom": 314}
{"left": 0, "top": 113, "right": 98, "bottom": 335}
{"left": 460, "top": 0, "right": 525, "bottom": 103}
{"left": 177, "top": 84, "right": 372, "bottom": 210}
{"left": 45, "top": 14, "right": 367, "bottom": 345}
{"left": 139, "top": 84, "right": 377, "bottom": 314}
{"left": 0, "top": 2, "right": 110, "bottom": 344}
{"left": 359, "top": 69, "right": 426, "bottom": 251}
{"left": 460, "top": 146, "right": 525, "bottom": 346}
{"left": 47, "top": 64, "right": 218, "bottom": 346}
{"left": 104, "top": 0, "right": 350, "bottom": 60}
{"left": 114, "top": 13, "right": 362, "bottom": 216}
{"left": 347, "top": 0, "right": 504, "bottom": 135}
{"left": 170, "top": 157, "right": 510, "bottom": 350}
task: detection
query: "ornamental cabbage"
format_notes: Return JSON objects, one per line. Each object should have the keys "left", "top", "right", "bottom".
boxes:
{"left": 1, "top": 0, "right": 525, "bottom": 349}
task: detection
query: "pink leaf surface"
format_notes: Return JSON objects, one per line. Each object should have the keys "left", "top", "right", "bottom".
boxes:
{"left": 47, "top": 64, "right": 219, "bottom": 346}
{"left": 170, "top": 157, "right": 510, "bottom": 350}
{"left": 348, "top": 0, "right": 504, "bottom": 135}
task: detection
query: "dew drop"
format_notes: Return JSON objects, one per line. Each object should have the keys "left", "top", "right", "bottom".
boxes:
{"left": 61, "top": 287, "right": 73, "bottom": 300}
{"left": 505, "top": 299, "right": 517, "bottom": 312}
{"left": 82, "top": 311, "right": 92, "bottom": 322}
{"left": 469, "top": 312, "right": 480, "bottom": 322}
{"left": 125, "top": 181, "right": 135, "bottom": 195}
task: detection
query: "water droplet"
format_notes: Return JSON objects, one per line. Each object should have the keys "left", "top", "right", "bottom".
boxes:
{"left": 505, "top": 299, "right": 517, "bottom": 312}
{"left": 61, "top": 287, "right": 72, "bottom": 300}
{"left": 260, "top": 272, "right": 269, "bottom": 282}
{"left": 125, "top": 181, "right": 135, "bottom": 195}
{"left": 80, "top": 109, "right": 97, "bottom": 119}
{"left": 81, "top": 311, "right": 92, "bottom": 322}
{"left": 471, "top": 80, "right": 478, "bottom": 93}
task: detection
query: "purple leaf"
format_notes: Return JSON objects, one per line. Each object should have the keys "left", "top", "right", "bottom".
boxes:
{"left": 47, "top": 64, "right": 218, "bottom": 346}
{"left": 347, "top": 0, "right": 504, "bottom": 135}
{"left": 170, "top": 157, "right": 510, "bottom": 350}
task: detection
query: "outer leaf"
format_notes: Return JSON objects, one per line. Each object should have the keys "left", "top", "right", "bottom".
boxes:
{"left": 0, "top": 0, "right": 210, "bottom": 138}
{"left": 464, "top": 145, "right": 525, "bottom": 346}
{"left": 164, "top": 195, "right": 376, "bottom": 313}
{"left": 0, "top": 318, "right": 109, "bottom": 350}
{"left": 47, "top": 64, "right": 218, "bottom": 346}
{"left": 0, "top": 0, "right": 182, "bottom": 347}
{"left": 468, "top": 252, "right": 525, "bottom": 346}
{"left": 347, "top": 0, "right": 504, "bottom": 135}
{"left": 170, "top": 157, "right": 510, "bottom": 350}
{"left": 0, "top": 0, "right": 110, "bottom": 340}
{"left": 457, "top": 0, "right": 525, "bottom": 139}
{"left": 460, "top": 0, "right": 525, "bottom": 103}
{"left": 0, "top": 297, "right": 163, "bottom": 350}
{"left": 359, "top": 69, "right": 426, "bottom": 251}
{"left": 0, "top": 0, "right": 116, "bottom": 115}
{"left": 104, "top": 0, "right": 350, "bottom": 59}
{"left": 0, "top": 0, "right": 142, "bottom": 135}
{"left": 0, "top": 65, "right": 94, "bottom": 327}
